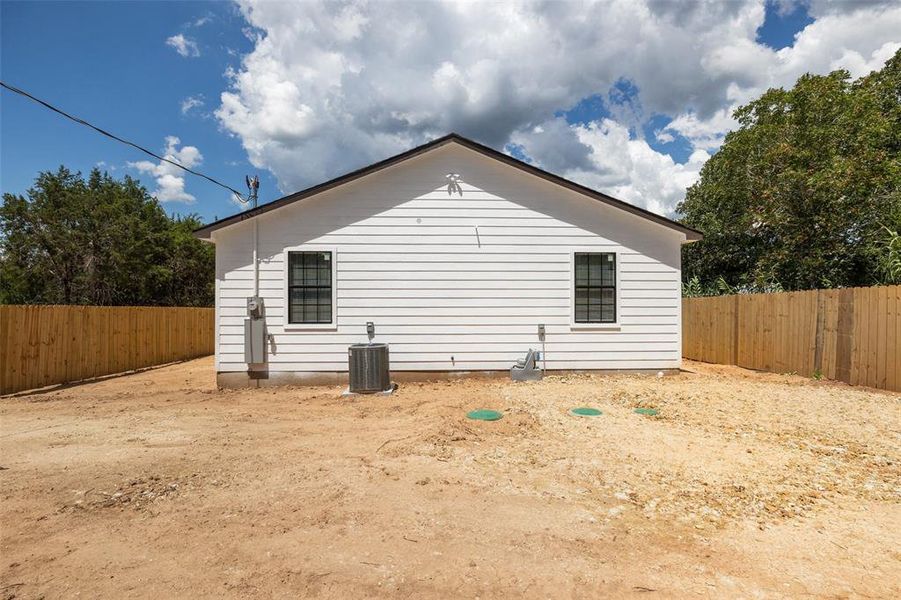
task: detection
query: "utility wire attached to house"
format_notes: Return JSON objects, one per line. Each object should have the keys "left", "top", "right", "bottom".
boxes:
{"left": 0, "top": 80, "right": 251, "bottom": 204}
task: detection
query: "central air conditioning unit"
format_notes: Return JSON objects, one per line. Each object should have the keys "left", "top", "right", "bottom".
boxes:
{"left": 347, "top": 343, "right": 391, "bottom": 393}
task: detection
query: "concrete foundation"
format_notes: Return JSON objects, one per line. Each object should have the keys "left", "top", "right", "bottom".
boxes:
{"left": 216, "top": 368, "right": 681, "bottom": 389}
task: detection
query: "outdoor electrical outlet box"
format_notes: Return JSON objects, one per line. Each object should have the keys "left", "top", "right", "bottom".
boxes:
{"left": 366, "top": 321, "right": 375, "bottom": 341}
{"left": 538, "top": 324, "right": 546, "bottom": 341}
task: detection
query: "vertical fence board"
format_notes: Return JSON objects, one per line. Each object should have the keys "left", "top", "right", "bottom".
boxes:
{"left": 774, "top": 293, "right": 786, "bottom": 373}
{"left": 885, "top": 286, "right": 894, "bottom": 390}
{"left": 0, "top": 308, "right": 6, "bottom": 392}
{"left": 820, "top": 290, "right": 839, "bottom": 380}
{"left": 25, "top": 307, "right": 40, "bottom": 391}
{"left": 855, "top": 288, "right": 868, "bottom": 386}
{"left": 683, "top": 285, "right": 900, "bottom": 393}
{"left": 889, "top": 286, "right": 899, "bottom": 392}
{"left": 875, "top": 287, "right": 886, "bottom": 389}
{"left": 866, "top": 286, "right": 878, "bottom": 388}
{"left": 0, "top": 306, "right": 214, "bottom": 395}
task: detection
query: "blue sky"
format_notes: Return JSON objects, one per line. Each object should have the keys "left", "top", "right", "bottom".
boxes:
{"left": 2, "top": 0, "right": 897, "bottom": 221}
{"left": 1, "top": 1, "right": 270, "bottom": 222}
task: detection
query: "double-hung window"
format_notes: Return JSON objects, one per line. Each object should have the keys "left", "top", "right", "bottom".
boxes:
{"left": 287, "top": 250, "right": 334, "bottom": 325}
{"left": 573, "top": 252, "right": 616, "bottom": 324}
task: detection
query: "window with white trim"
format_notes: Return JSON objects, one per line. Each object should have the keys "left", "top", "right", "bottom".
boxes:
{"left": 574, "top": 252, "right": 616, "bottom": 323}
{"left": 287, "top": 251, "right": 333, "bottom": 324}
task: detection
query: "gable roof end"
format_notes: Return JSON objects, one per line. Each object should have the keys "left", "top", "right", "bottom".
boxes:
{"left": 193, "top": 133, "right": 703, "bottom": 241}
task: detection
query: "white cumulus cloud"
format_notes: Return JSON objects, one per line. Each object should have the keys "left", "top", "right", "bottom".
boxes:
{"left": 214, "top": 0, "right": 901, "bottom": 215}
{"left": 192, "top": 15, "right": 212, "bottom": 28}
{"left": 166, "top": 33, "right": 200, "bottom": 58}
{"left": 663, "top": 109, "right": 738, "bottom": 152}
{"left": 130, "top": 136, "right": 203, "bottom": 203}
{"left": 180, "top": 95, "right": 205, "bottom": 115}
{"left": 513, "top": 119, "right": 709, "bottom": 217}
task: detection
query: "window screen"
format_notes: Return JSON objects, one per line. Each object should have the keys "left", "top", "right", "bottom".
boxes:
{"left": 288, "top": 251, "right": 333, "bottom": 324}
{"left": 574, "top": 253, "right": 616, "bottom": 323}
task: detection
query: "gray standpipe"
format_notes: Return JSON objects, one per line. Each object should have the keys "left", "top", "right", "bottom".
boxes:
{"left": 538, "top": 324, "right": 547, "bottom": 372}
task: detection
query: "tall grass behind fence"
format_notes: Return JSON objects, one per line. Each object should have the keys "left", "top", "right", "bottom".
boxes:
{"left": 682, "top": 285, "right": 900, "bottom": 392}
{"left": 0, "top": 305, "right": 214, "bottom": 395}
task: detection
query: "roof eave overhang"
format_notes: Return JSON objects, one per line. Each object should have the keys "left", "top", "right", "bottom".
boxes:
{"left": 193, "top": 133, "right": 703, "bottom": 242}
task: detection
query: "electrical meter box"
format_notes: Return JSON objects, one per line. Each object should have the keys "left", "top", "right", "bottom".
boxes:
{"left": 247, "top": 296, "right": 264, "bottom": 319}
{"left": 244, "top": 296, "right": 266, "bottom": 364}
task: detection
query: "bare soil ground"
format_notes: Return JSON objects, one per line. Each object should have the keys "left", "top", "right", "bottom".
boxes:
{"left": 1, "top": 358, "right": 899, "bottom": 599}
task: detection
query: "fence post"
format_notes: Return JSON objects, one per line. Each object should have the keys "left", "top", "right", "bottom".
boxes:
{"left": 732, "top": 294, "right": 740, "bottom": 365}
{"left": 813, "top": 289, "right": 825, "bottom": 375}
{"left": 835, "top": 289, "right": 855, "bottom": 385}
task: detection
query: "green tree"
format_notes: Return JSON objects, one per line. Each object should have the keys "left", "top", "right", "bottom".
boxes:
{"left": 1, "top": 167, "right": 214, "bottom": 306}
{"left": 875, "top": 200, "right": 901, "bottom": 284}
{"left": 154, "top": 214, "right": 217, "bottom": 307}
{"left": 679, "top": 49, "right": 901, "bottom": 292}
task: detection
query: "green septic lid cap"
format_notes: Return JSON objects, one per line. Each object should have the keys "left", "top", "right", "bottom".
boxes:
{"left": 467, "top": 409, "right": 503, "bottom": 421}
{"left": 634, "top": 407, "right": 659, "bottom": 416}
{"left": 570, "top": 407, "right": 602, "bottom": 416}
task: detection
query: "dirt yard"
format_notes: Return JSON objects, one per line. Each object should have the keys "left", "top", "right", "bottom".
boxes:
{"left": 1, "top": 358, "right": 899, "bottom": 599}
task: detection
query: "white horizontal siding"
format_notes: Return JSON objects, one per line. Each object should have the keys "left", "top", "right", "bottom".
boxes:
{"left": 216, "top": 360, "right": 679, "bottom": 371}
{"left": 216, "top": 324, "right": 680, "bottom": 336}
{"left": 216, "top": 315, "right": 679, "bottom": 328}
{"left": 220, "top": 343, "right": 677, "bottom": 356}
{"left": 213, "top": 143, "right": 685, "bottom": 373}
{"left": 218, "top": 332, "right": 676, "bottom": 344}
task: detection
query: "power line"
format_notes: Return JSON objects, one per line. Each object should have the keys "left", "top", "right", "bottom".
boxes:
{"left": 1, "top": 80, "right": 248, "bottom": 202}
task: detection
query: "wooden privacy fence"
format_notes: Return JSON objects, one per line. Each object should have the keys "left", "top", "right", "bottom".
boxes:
{"left": 0, "top": 305, "right": 214, "bottom": 395}
{"left": 682, "top": 285, "right": 900, "bottom": 392}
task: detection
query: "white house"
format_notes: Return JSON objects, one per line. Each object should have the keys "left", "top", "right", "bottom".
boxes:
{"left": 194, "top": 134, "right": 702, "bottom": 387}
